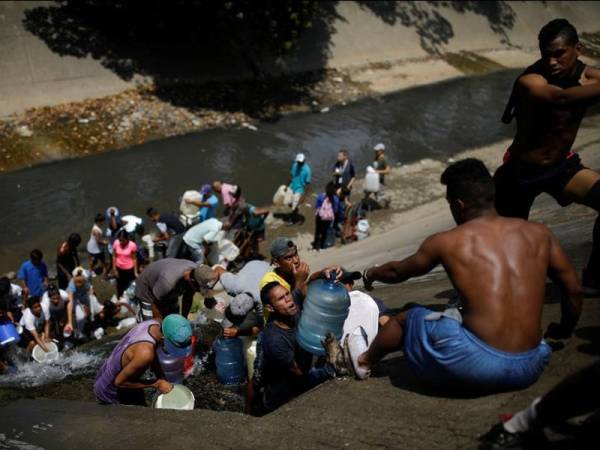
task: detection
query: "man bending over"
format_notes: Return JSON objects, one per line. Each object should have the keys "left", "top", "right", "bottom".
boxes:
{"left": 350, "top": 159, "right": 582, "bottom": 392}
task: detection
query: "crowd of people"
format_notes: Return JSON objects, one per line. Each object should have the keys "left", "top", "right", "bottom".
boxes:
{"left": 0, "top": 129, "right": 390, "bottom": 367}
{"left": 1, "top": 18, "right": 600, "bottom": 448}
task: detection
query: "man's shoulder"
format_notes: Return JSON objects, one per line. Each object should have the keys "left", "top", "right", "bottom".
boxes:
{"left": 262, "top": 323, "right": 294, "bottom": 348}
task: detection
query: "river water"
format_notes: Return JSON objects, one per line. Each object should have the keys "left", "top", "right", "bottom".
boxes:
{"left": 0, "top": 69, "right": 526, "bottom": 274}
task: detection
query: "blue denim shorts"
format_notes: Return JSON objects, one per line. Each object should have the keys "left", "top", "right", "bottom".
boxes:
{"left": 404, "top": 307, "right": 551, "bottom": 390}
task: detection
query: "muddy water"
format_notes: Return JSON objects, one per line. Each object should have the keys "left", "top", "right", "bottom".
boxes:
{"left": 0, "top": 70, "right": 527, "bottom": 273}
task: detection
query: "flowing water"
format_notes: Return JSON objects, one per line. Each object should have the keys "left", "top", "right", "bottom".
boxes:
{"left": 0, "top": 69, "right": 525, "bottom": 274}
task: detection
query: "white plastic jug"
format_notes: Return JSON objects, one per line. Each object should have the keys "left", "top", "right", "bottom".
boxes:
{"left": 356, "top": 219, "right": 370, "bottom": 240}
{"left": 180, "top": 190, "right": 202, "bottom": 217}
{"left": 364, "top": 166, "right": 380, "bottom": 193}
{"left": 272, "top": 185, "right": 288, "bottom": 206}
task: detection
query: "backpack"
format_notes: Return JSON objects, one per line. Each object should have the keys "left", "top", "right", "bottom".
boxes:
{"left": 317, "top": 197, "right": 335, "bottom": 221}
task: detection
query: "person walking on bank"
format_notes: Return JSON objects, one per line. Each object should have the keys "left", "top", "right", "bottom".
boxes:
{"left": 332, "top": 149, "right": 356, "bottom": 191}
{"left": 372, "top": 143, "right": 391, "bottom": 186}
{"left": 286, "top": 153, "right": 311, "bottom": 225}
{"left": 312, "top": 182, "right": 340, "bottom": 251}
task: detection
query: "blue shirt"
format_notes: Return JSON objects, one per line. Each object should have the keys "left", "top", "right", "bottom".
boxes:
{"left": 246, "top": 205, "right": 266, "bottom": 232}
{"left": 198, "top": 194, "right": 219, "bottom": 222}
{"left": 17, "top": 260, "right": 48, "bottom": 297}
{"left": 66, "top": 279, "right": 92, "bottom": 306}
{"left": 289, "top": 162, "right": 311, "bottom": 195}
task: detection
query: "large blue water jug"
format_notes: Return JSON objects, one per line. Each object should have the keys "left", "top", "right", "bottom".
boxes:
{"left": 213, "top": 336, "right": 246, "bottom": 385}
{"left": 0, "top": 321, "right": 20, "bottom": 347}
{"left": 157, "top": 346, "right": 185, "bottom": 383}
{"left": 296, "top": 274, "right": 351, "bottom": 355}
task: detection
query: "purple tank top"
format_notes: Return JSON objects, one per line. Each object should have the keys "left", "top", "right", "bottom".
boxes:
{"left": 94, "top": 320, "right": 159, "bottom": 404}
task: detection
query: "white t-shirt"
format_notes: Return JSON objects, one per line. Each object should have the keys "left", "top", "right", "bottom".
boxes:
{"left": 19, "top": 307, "right": 46, "bottom": 332}
{"left": 8, "top": 284, "right": 22, "bottom": 309}
{"left": 341, "top": 290, "right": 380, "bottom": 346}
{"left": 87, "top": 224, "right": 103, "bottom": 254}
{"left": 41, "top": 289, "right": 69, "bottom": 318}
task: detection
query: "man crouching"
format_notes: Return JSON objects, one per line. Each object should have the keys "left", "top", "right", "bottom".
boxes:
{"left": 94, "top": 314, "right": 192, "bottom": 405}
{"left": 350, "top": 159, "right": 582, "bottom": 392}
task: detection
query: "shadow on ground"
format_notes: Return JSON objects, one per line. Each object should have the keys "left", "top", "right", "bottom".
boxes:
{"left": 22, "top": 1, "right": 516, "bottom": 119}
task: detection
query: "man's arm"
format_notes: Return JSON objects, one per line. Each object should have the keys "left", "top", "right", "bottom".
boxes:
{"left": 347, "top": 164, "right": 356, "bottom": 189}
{"left": 114, "top": 345, "right": 173, "bottom": 393}
{"left": 364, "top": 235, "right": 441, "bottom": 290}
{"left": 546, "top": 232, "right": 583, "bottom": 338}
{"left": 29, "top": 329, "right": 49, "bottom": 352}
{"left": 181, "top": 289, "right": 194, "bottom": 319}
{"left": 520, "top": 73, "right": 600, "bottom": 106}
{"left": 43, "top": 319, "right": 50, "bottom": 343}
{"left": 186, "top": 199, "right": 211, "bottom": 208}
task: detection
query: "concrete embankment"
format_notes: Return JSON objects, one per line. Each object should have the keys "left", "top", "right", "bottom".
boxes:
{"left": 3, "top": 1, "right": 600, "bottom": 116}
{"left": 2, "top": 1, "right": 600, "bottom": 172}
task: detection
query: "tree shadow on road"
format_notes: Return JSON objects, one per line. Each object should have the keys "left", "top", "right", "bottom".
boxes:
{"left": 22, "top": 1, "right": 517, "bottom": 120}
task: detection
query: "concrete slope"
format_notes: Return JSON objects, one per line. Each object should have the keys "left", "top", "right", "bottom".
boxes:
{"left": 2, "top": 1, "right": 600, "bottom": 116}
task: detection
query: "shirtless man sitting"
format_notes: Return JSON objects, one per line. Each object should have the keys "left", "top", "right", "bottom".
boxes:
{"left": 348, "top": 159, "right": 582, "bottom": 392}
{"left": 494, "top": 19, "right": 600, "bottom": 294}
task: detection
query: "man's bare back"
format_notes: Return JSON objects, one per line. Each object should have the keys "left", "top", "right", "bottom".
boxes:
{"left": 432, "top": 215, "right": 561, "bottom": 352}
{"left": 354, "top": 158, "right": 582, "bottom": 389}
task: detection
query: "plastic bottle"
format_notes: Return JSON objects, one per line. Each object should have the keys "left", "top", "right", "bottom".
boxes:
{"left": 157, "top": 346, "right": 185, "bottom": 384}
{"left": 296, "top": 273, "right": 351, "bottom": 355}
{"left": 213, "top": 336, "right": 246, "bottom": 385}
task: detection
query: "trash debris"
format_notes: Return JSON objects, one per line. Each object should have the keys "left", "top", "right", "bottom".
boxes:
{"left": 15, "top": 125, "right": 33, "bottom": 137}
{"left": 320, "top": 107, "right": 330, "bottom": 113}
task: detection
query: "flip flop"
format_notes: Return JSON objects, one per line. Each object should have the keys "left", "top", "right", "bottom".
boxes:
{"left": 343, "top": 326, "right": 371, "bottom": 380}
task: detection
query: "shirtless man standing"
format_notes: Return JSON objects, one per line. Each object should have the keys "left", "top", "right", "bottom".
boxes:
{"left": 494, "top": 19, "right": 600, "bottom": 294}
{"left": 348, "top": 159, "right": 582, "bottom": 391}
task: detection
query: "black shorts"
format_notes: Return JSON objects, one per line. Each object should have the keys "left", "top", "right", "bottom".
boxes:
{"left": 89, "top": 251, "right": 105, "bottom": 264}
{"left": 493, "top": 152, "right": 586, "bottom": 219}
{"left": 18, "top": 329, "right": 34, "bottom": 348}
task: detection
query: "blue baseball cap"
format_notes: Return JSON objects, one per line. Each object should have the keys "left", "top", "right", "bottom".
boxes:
{"left": 161, "top": 314, "right": 192, "bottom": 358}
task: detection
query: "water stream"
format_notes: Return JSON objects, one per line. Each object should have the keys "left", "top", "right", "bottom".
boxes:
{"left": 0, "top": 69, "right": 524, "bottom": 274}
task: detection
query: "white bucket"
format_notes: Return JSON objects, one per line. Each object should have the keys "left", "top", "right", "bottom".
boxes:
{"left": 153, "top": 384, "right": 195, "bottom": 410}
{"left": 32, "top": 342, "right": 59, "bottom": 363}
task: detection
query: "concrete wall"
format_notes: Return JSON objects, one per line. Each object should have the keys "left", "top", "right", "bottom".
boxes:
{"left": 1, "top": 1, "right": 600, "bottom": 117}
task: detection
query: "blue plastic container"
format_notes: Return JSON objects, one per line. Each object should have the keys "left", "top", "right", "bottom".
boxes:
{"left": 0, "top": 321, "right": 20, "bottom": 347}
{"left": 157, "top": 346, "right": 185, "bottom": 384}
{"left": 213, "top": 336, "right": 246, "bottom": 385}
{"left": 296, "top": 274, "right": 351, "bottom": 355}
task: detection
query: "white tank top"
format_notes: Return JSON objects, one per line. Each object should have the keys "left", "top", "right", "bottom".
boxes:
{"left": 86, "top": 224, "right": 103, "bottom": 254}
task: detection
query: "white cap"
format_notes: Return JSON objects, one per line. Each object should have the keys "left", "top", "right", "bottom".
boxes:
{"left": 374, "top": 143, "right": 385, "bottom": 151}
{"left": 295, "top": 153, "right": 306, "bottom": 163}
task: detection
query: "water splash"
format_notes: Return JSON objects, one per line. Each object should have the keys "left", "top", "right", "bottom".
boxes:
{"left": 0, "top": 351, "right": 102, "bottom": 389}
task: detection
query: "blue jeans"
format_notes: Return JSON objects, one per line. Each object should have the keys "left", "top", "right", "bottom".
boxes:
{"left": 404, "top": 307, "right": 552, "bottom": 391}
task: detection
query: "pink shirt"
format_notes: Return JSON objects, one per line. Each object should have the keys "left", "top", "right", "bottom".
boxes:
{"left": 113, "top": 241, "right": 137, "bottom": 270}
{"left": 221, "top": 183, "right": 237, "bottom": 207}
